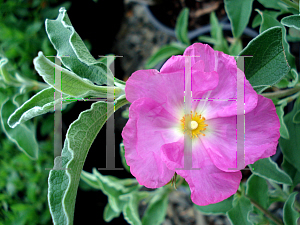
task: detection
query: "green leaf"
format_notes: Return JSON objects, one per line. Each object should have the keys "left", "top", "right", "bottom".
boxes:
{"left": 282, "top": 15, "right": 300, "bottom": 30}
{"left": 239, "top": 27, "right": 290, "bottom": 93}
{"left": 257, "top": 0, "right": 282, "bottom": 10}
{"left": 175, "top": 8, "right": 190, "bottom": 45}
{"left": 26, "top": 21, "right": 43, "bottom": 36}
{"left": 275, "top": 68, "right": 298, "bottom": 89}
{"left": 258, "top": 9, "right": 296, "bottom": 72}
{"left": 289, "top": 27, "right": 300, "bottom": 38}
{"left": 249, "top": 157, "right": 293, "bottom": 185}
{"left": 45, "top": 7, "right": 114, "bottom": 85}
{"left": 279, "top": 96, "right": 300, "bottom": 172}
{"left": 246, "top": 174, "right": 268, "bottom": 209}
{"left": 81, "top": 168, "right": 140, "bottom": 222}
{"left": 252, "top": 14, "right": 262, "bottom": 29}
{"left": 194, "top": 195, "right": 233, "bottom": 215}
{"left": 198, "top": 35, "right": 217, "bottom": 45}
{"left": 145, "top": 43, "right": 185, "bottom": 69}
{"left": 210, "top": 11, "right": 229, "bottom": 54}
{"left": 7, "top": 87, "right": 72, "bottom": 128}
{"left": 283, "top": 192, "right": 300, "bottom": 225}
{"left": 293, "top": 110, "right": 300, "bottom": 123}
{"left": 276, "top": 100, "right": 289, "bottom": 139}
{"left": 252, "top": 10, "right": 281, "bottom": 29}
{"left": 80, "top": 169, "right": 102, "bottom": 190}
{"left": 91, "top": 168, "right": 140, "bottom": 212}
{"left": 0, "top": 56, "right": 18, "bottom": 85}
{"left": 103, "top": 203, "right": 121, "bottom": 222}
{"left": 120, "top": 193, "right": 142, "bottom": 225}
{"left": 47, "top": 95, "right": 129, "bottom": 225}
{"left": 229, "top": 39, "right": 243, "bottom": 56}
{"left": 33, "top": 52, "right": 124, "bottom": 98}
{"left": 0, "top": 97, "right": 38, "bottom": 160}
{"left": 281, "top": 157, "right": 300, "bottom": 188}
{"left": 224, "top": 0, "right": 254, "bottom": 38}
{"left": 120, "top": 142, "right": 130, "bottom": 173}
{"left": 288, "top": 69, "right": 299, "bottom": 87}
{"left": 142, "top": 188, "right": 169, "bottom": 225}
{"left": 227, "top": 195, "right": 253, "bottom": 225}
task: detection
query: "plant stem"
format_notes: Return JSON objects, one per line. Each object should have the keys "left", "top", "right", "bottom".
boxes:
{"left": 268, "top": 180, "right": 289, "bottom": 198}
{"left": 280, "top": 0, "right": 299, "bottom": 10}
{"left": 261, "top": 85, "right": 300, "bottom": 99}
{"left": 277, "top": 91, "right": 300, "bottom": 105}
{"left": 237, "top": 190, "right": 284, "bottom": 225}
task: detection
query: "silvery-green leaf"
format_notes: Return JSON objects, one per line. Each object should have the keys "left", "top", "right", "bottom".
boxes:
{"left": 33, "top": 52, "right": 124, "bottom": 98}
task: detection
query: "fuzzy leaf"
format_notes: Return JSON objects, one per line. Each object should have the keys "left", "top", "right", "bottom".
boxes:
{"left": 175, "top": 8, "right": 190, "bottom": 45}
{"left": 45, "top": 7, "right": 114, "bottom": 85}
{"left": 283, "top": 192, "right": 300, "bottom": 225}
{"left": 145, "top": 42, "right": 186, "bottom": 69}
{"left": 7, "top": 87, "right": 72, "bottom": 128}
{"left": 47, "top": 95, "right": 129, "bottom": 225}
{"left": 142, "top": 188, "right": 169, "bottom": 225}
{"left": 276, "top": 100, "right": 289, "bottom": 139}
{"left": 0, "top": 96, "right": 38, "bottom": 160}
{"left": 249, "top": 157, "right": 292, "bottom": 185}
{"left": 224, "top": 0, "right": 254, "bottom": 38}
{"left": 239, "top": 27, "right": 290, "bottom": 93}
{"left": 279, "top": 96, "right": 300, "bottom": 172}
{"left": 227, "top": 195, "right": 253, "bottom": 225}
{"left": 194, "top": 195, "right": 233, "bottom": 215}
{"left": 282, "top": 15, "right": 300, "bottom": 30}
{"left": 246, "top": 174, "right": 269, "bottom": 209}
{"left": 33, "top": 52, "right": 124, "bottom": 98}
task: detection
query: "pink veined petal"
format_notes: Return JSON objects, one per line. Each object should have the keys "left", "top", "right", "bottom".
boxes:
{"left": 199, "top": 116, "right": 239, "bottom": 172}
{"left": 160, "top": 55, "right": 186, "bottom": 73}
{"left": 161, "top": 140, "right": 242, "bottom": 205}
{"left": 244, "top": 95, "right": 280, "bottom": 165}
{"left": 193, "top": 66, "right": 258, "bottom": 120}
{"left": 183, "top": 43, "right": 216, "bottom": 72}
{"left": 125, "top": 62, "right": 218, "bottom": 116}
{"left": 199, "top": 95, "right": 280, "bottom": 172}
{"left": 168, "top": 43, "right": 257, "bottom": 119}
{"left": 121, "top": 97, "right": 180, "bottom": 188}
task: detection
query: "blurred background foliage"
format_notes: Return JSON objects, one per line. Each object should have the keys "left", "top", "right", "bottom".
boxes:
{"left": 0, "top": 0, "right": 71, "bottom": 224}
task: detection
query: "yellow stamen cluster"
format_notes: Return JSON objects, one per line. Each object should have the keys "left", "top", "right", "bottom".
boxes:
{"left": 180, "top": 111, "right": 208, "bottom": 139}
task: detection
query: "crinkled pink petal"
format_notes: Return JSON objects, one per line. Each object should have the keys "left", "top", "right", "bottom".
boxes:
{"left": 161, "top": 140, "right": 242, "bottom": 205}
{"left": 200, "top": 95, "right": 280, "bottom": 172}
{"left": 161, "top": 43, "right": 258, "bottom": 119}
{"left": 125, "top": 62, "right": 218, "bottom": 116}
{"left": 121, "top": 97, "right": 179, "bottom": 188}
{"left": 244, "top": 95, "right": 280, "bottom": 165}
{"left": 199, "top": 116, "right": 239, "bottom": 172}
{"left": 193, "top": 62, "right": 257, "bottom": 119}
{"left": 183, "top": 43, "right": 216, "bottom": 72}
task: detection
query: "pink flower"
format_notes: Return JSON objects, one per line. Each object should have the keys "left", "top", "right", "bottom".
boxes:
{"left": 121, "top": 43, "right": 280, "bottom": 205}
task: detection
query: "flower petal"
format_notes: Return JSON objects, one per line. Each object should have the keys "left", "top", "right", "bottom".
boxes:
{"left": 121, "top": 97, "right": 179, "bottom": 188}
{"left": 125, "top": 65, "right": 218, "bottom": 116}
{"left": 161, "top": 140, "right": 242, "bottom": 205}
{"left": 183, "top": 43, "right": 216, "bottom": 72}
{"left": 200, "top": 95, "right": 280, "bottom": 172}
{"left": 244, "top": 95, "right": 280, "bottom": 165}
{"left": 177, "top": 43, "right": 258, "bottom": 119}
{"left": 199, "top": 116, "right": 238, "bottom": 172}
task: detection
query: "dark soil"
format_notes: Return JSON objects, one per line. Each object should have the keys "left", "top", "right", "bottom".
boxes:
{"left": 149, "top": 0, "right": 226, "bottom": 29}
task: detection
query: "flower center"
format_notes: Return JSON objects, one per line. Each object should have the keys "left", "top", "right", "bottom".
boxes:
{"left": 180, "top": 111, "right": 208, "bottom": 139}
{"left": 190, "top": 121, "right": 198, "bottom": 130}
